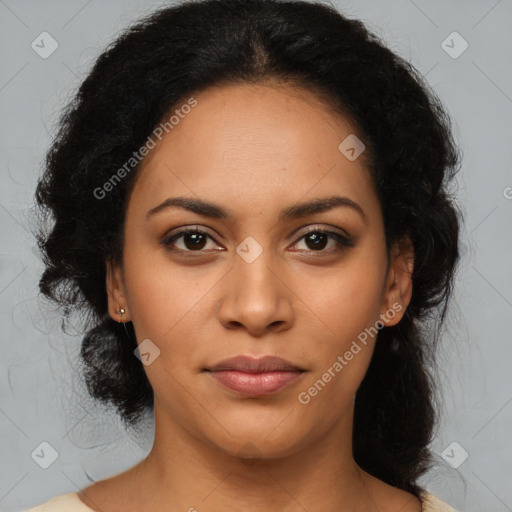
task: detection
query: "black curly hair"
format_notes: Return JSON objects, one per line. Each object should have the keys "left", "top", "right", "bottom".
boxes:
{"left": 34, "top": 0, "right": 462, "bottom": 498}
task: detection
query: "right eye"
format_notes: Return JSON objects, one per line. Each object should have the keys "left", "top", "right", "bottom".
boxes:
{"left": 161, "top": 226, "right": 225, "bottom": 256}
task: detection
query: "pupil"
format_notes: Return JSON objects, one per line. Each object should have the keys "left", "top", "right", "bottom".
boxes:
{"left": 185, "top": 233, "right": 207, "bottom": 250}
{"left": 306, "top": 232, "right": 327, "bottom": 250}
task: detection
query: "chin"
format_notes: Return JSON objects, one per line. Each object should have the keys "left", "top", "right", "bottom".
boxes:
{"left": 203, "top": 422, "right": 312, "bottom": 462}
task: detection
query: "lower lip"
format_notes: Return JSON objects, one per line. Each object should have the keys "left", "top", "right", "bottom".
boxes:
{"left": 207, "top": 370, "right": 305, "bottom": 396}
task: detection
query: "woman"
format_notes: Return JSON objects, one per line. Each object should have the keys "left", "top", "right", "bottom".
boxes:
{"left": 28, "top": 0, "right": 462, "bottom": 510}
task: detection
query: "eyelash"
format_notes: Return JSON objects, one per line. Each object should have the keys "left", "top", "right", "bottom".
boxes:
{"left": 161, "top": 226, "right": 355, "bottom": 257}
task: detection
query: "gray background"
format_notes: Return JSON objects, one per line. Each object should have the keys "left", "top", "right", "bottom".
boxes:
{"left": 0, "top": 1, "right": 511, "bottom": 511}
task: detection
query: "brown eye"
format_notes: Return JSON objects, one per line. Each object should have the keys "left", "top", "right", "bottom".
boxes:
{"left": 303, "top": 232, "right": 329, "bottom": 250}
{"left": 292, "top": 228, "right": 354, "bottom": 254}
{"left": 161, "top": 227, "right": 224, "bottom": 255}
{"left": 180, "top": 231, "right": 208, "bottom": 251}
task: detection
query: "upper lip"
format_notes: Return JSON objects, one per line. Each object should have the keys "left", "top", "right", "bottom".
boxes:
{"left": 205, "top": 355, "right": 305, "bottom": 373}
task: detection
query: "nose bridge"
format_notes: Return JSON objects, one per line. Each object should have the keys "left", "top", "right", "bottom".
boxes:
{"left": 233, "top": 240, "right": 281, "bottom": 306}
{"left": 218, "top": 238, "right": 294, "bottom": 334}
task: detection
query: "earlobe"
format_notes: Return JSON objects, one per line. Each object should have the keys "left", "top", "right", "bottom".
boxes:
{"left": 106, "top": 258, "right": 130, "bottom": 323}
{"left": 379, "top": 235, "right": 414, "bottom": 327}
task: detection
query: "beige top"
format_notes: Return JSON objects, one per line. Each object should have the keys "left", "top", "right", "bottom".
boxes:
{"left": 24, "top": 490, "right": 459, "bottom": 511}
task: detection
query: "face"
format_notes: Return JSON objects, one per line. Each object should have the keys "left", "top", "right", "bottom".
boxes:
{"left": 106, "top": 82, "right": 413, "bottom": 460}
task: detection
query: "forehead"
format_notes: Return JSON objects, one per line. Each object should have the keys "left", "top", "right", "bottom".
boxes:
{"left": 130, "top": 83, "right": 377, "bottom": 220}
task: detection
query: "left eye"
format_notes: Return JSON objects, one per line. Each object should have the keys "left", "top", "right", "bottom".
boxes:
{"left": 291, "top": 229, "right": 354, "bottom": 253}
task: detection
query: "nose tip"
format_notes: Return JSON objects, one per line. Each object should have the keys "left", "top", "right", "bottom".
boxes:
{"left": 225, "top": 318, "right": 288, "bottom": 336}
{"left": 217, "top": 257, "right": 294, "bottom": 336}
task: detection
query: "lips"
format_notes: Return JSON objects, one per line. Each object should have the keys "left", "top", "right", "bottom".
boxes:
{"left": 206, "top": 355, "right": 305, "bottom": 373}
{"left": 204, "top": 355, "right": 306, "bottom": 396}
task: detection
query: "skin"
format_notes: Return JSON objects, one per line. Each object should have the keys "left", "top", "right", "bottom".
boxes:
{"left": 78, "top": 82, "right": 418, "bottom": 511}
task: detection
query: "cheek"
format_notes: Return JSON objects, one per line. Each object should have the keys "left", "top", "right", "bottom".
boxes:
{"left": 293, "top": 249, "right": 386, "bottom": 395}
{"left": 295, "top": 283, "right": 380, "bottom": 421}
{"left": 301, "top": 255, "right": 386, "bottom": 345}
{"left": 121, "top": 245, "right": 219, "bottom": 341}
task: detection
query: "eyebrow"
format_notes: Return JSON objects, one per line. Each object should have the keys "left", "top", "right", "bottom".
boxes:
{"left": 146, "top": 195, "right": 367, "bottom": 223}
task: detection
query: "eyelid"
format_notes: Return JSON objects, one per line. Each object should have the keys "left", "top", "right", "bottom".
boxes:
{"left": 163, "top": 224, "right": 220, "bottom": 241}
{"left": 291, "top": 223, "right": 352, "bottom": 242}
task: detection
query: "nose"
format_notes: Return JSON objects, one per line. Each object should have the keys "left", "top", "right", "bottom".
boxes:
{"left": 217, "top": 249, "right": 294, "bottom": 337}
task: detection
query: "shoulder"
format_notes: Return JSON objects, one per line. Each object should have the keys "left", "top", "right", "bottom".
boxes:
{"left": 420, "top": 491, "right": 460, "bottom": 512}
{"left": 23, "top": 493, "right": 94, "bottom": 512}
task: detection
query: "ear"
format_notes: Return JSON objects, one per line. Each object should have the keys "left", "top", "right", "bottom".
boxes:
{"left": 106, "top": 257, "right": 130, "bottom": 323}
{"left": 379, "top": 234, "right": 414, "bottom": 327}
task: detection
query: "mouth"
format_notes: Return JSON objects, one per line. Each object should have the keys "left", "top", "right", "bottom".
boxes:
{"left": 203, "top": 355, "right": 307, "bottom": 397}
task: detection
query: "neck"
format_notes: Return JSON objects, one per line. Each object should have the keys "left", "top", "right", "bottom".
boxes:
{"left": 127, "top": 401, "right": 379, "bottom": 512}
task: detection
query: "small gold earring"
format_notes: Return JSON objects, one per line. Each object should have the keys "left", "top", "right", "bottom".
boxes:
{"left": 117, "top": 308, "right": 125, "bottom": 323}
